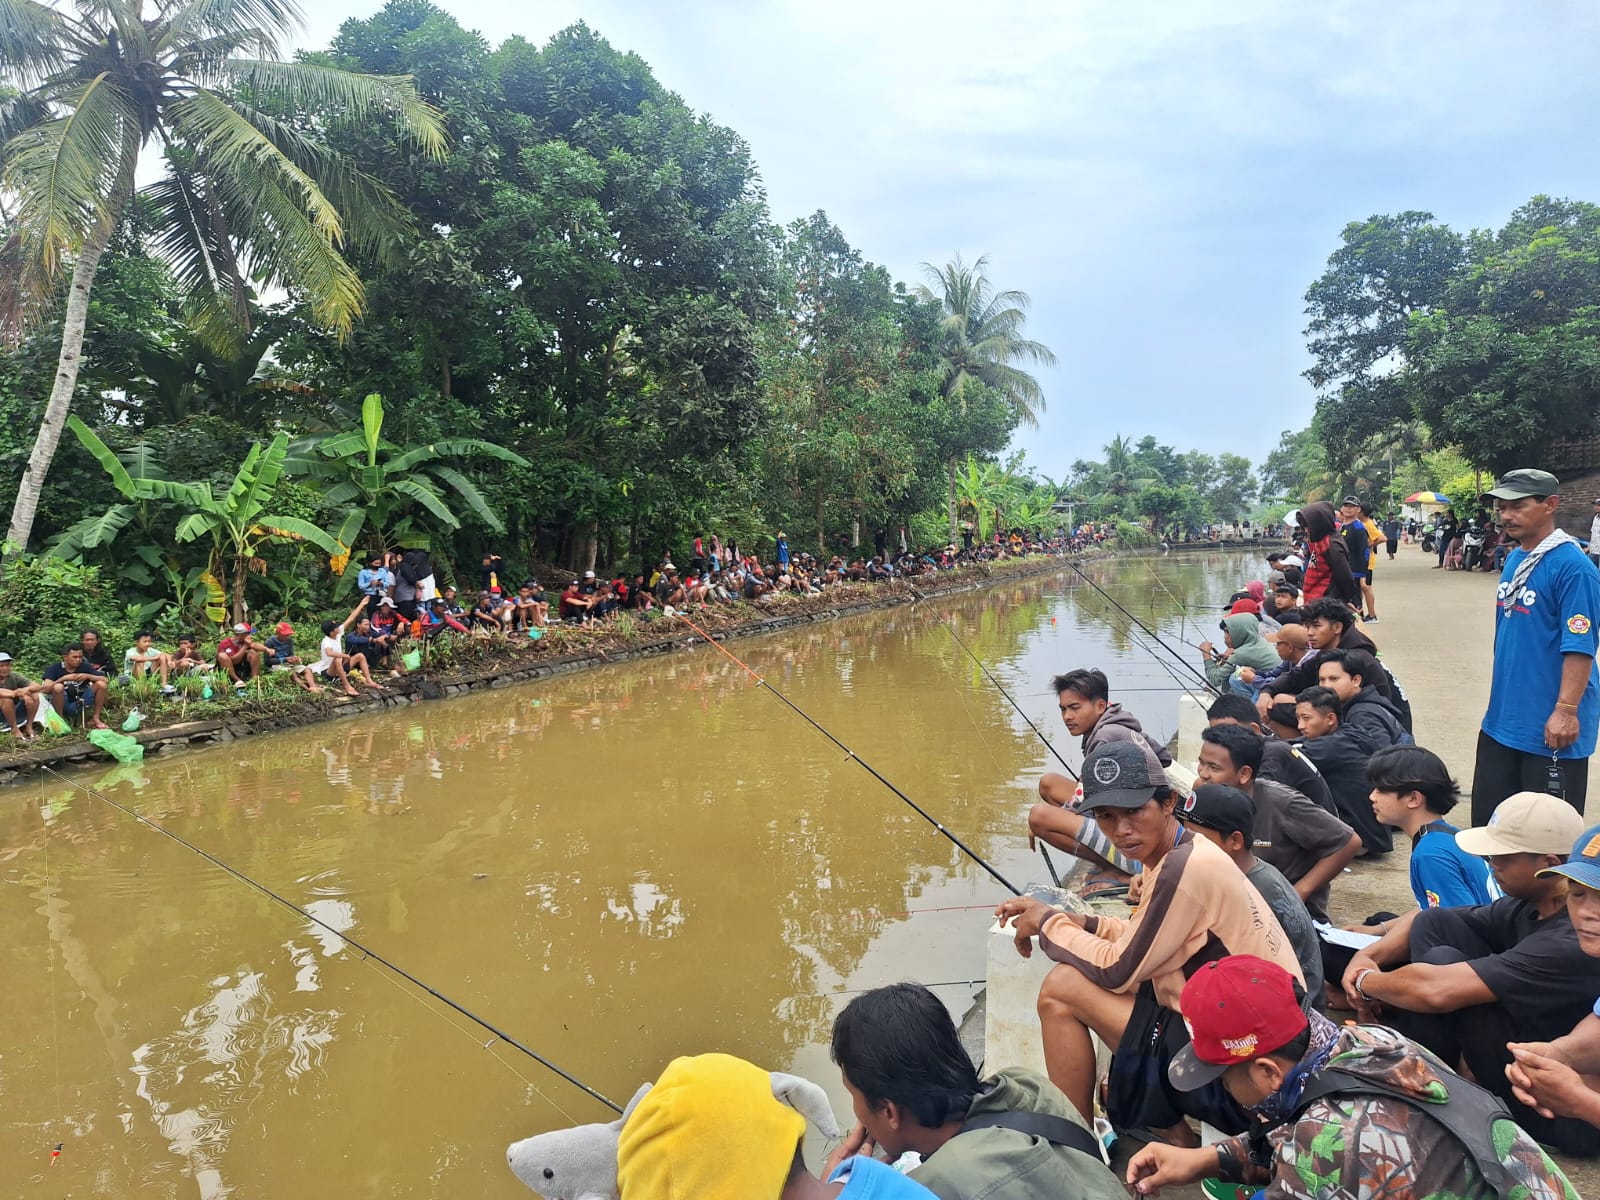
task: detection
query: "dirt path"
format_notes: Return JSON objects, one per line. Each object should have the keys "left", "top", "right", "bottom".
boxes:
{"left": 1332, "top": 539, "right": 1598, "bottom": 1191}
{"left": 1355, "top": 535, "right": 1592, "bottom": 820}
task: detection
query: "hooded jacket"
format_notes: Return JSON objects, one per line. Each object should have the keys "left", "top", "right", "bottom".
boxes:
{"left": 1206, "top": 615, "right": 1280, "bottom": 687}
{"left": 1297, "top": 729, "right": 1394, "bottom": 854}
{"left": 1341, "top": 684, "right": 1406, "bottom": 751}
{"left": 1300, "top": 503, "right": 1359, "bottom": 606}
{"left": 911, "top": 1069, "right": 1125, "bottom": 1200}
{"left": 1084, "top": 703, "right": 1173, "bottom": 766}
{"left": 1213, "top": 1023, "right": 1576, "bottom": 1200}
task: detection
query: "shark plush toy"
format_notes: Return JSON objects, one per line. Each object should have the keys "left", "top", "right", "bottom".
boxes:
{"left": 506, "top": 1070, "right": 841, "bottom": 1198}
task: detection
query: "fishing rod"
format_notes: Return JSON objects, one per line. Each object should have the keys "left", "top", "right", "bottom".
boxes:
{"left": 674, "top": 613, "right": 1024, "bottom": 897}
{"left": 932, "top": 618, "right": 1076, "bottom": 778}
{"left": 1136, "top": 554, "right": 1202, "bottom": 646}
{"left": 34, "top": 763, "right": 623, "bottom": 1114}
{"left": 1062, "top": 560, "right": 1220, "bottom": 695}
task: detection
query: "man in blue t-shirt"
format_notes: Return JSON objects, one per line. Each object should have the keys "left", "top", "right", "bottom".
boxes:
{"left": 1474, "top": 468, "right": 1600, "bottom": 825}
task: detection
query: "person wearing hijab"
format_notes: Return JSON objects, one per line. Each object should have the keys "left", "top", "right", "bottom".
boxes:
{"left": 1299, "top": 502, "right": 1360, "bottom": 607}
{"left": 1201, "top": 614, "right": 1280, "bottom": 690}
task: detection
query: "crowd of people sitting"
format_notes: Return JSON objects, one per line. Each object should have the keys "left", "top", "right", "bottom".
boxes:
{"left": 532, "top": 486, "right": 1600, "bottom": 1200}
{"left": 0, "top": 528, "right": 1098, "bottom": 744}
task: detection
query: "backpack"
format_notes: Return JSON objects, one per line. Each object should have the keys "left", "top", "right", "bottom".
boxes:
{"left": 1290, "top": 1067, "right": 1572, "bottom": 1200}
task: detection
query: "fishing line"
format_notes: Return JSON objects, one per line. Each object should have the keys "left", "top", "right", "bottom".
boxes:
{"left": 932, "top": 618, "right": 1076, "bottom": 778}
{"left": 1063, "top": 562, "right": 1219, "bottom": 695}
{"left": 675, "top": 614, "right": 1023, "bottom": 896}
{"left": 33, "top": 763, "right": 623, "bottom": 1115}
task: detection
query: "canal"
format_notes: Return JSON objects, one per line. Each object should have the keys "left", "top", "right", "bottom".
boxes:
{"left": 1, "top": 551, "right": 1256, "bottom": 1196}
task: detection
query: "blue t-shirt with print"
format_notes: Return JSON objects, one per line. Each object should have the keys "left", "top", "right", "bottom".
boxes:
{"left": 1410, "top": 821, "right": 1495, "bottom": 909}
{"left": 827, "top": 1156, "right": 937, "bottom": 1198}
{"left": 1483, "top": 541, "right": 1600, "bottom": 758}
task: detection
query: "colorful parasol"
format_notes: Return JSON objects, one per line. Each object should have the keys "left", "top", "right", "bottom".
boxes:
{"left": 1404, "top": 491, "right": 1451, "bottom": 505}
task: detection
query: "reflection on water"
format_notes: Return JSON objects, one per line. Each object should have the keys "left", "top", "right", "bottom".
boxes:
{"left": 0, "top": 552, "right": 1254, "bottom": 1196}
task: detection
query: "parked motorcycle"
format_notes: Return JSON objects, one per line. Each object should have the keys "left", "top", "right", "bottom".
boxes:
{"left": 1421, "top": 525, "right": 1437, "bottom": 554}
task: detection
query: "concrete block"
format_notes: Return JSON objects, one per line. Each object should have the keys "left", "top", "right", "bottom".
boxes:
{"left": 1173, "top": 691, "right": 1211, "bottom": 777}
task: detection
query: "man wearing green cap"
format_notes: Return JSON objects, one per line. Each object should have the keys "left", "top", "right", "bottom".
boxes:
{"left": 1473, "top": 468, "right": 1600, "bottom": 825}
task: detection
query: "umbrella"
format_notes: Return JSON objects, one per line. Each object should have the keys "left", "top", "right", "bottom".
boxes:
{"left": 1404, "top": 491, "right": 1451, "bottom": 505}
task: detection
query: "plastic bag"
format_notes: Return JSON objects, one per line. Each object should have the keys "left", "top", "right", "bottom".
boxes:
{"left": 402, "top": 649, "right": 422, "bottom": 671}
{"left": 86, "top": 728, "right": 144, "bottom": 763}
{"left": 40, "top": 703, "right": 71, "bottom": 736}
{"left": 527, "top": 628, "right": 542, "bottom": 640}
{"left": 121, "top": 708, "right": 144, "bottom": 732}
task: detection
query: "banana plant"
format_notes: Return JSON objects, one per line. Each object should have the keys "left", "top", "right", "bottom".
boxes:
{"left": 164, "top": 433, "right": 345, "bottom": 623}
{"left": 284, "top": 392, "right": 530, "bottom": 562}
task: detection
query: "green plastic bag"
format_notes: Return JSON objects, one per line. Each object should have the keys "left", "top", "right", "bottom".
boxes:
{"left": 402, "top": 649, "right": 422, "bottom": 671}
{"left": 40, "top": 704, "right": 70, "bottom": 736}
{"left": 121, "top": 708, "right": 143, "bottom": 732}
{"left": 527, "top": 628, "right": 542, "bottom": 640}
{"left": 87, "top": 728, "right": 144, "bottom": 763}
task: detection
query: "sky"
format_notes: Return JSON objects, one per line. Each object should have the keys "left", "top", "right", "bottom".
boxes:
{"left": 294, "top": 0, "right": 1600, "bottom": 479}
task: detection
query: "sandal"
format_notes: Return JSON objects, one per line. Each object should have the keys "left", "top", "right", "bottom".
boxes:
{"left": 1080, "top": 870, "right": 1132, "bottom": 900}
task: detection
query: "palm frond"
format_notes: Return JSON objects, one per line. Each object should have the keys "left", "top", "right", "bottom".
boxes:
{"left": 212, "top": 60, "right": 446, "bottom": 158}
{"left": 224, "top": 101, "right": 415, "bottom": 259}
{"left": 156, "top": 0, "right": 305, "bottom": 59}
{"left": 139, "top": 165, "right": 252, "bottom": 340}
{"left": 427, "top": 464, "right": 505, "bottom": 533}
{"left": 165, "top": 88, "right": 366, "bottom": 335}
{"left": 0, "top": 73, "right": 139, "bottom": 326}
{"left": 0, "top": 0, "right": 74, "bottom": 82}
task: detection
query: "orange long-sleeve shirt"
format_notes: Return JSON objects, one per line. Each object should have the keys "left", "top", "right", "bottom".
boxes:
{"left": 1039, "top": 830, "right": 1304, "bottom": 1011}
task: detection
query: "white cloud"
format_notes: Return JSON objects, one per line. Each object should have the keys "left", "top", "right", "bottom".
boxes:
{"left": 292, "top": 0, "right": 1600, "bottom": 473}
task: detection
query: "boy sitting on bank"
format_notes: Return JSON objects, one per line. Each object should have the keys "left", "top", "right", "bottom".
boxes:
{"left": 123, "top": 629, "right": 177, "bottom": 695}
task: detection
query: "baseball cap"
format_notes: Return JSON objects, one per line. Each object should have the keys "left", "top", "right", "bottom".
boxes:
{"left": 377, "top": 596, "right": 395, "bottom": 607}
{"left": 1454, "top": 791, "right": 1586, "bottom": 857}
{"left": 1169, "top": 956, "right": 1309, "bottom": 1090}
{"left": 583, "top": 570, "right": 595, "bottom": 579}
{"left": 1081, "top": 741, "right": 1169, "bottom": 811}
{"left": 1538, "top": 824, "right": 1600, "bottom": 890}
{"left": 232, "top": 623, "right": 251, "bottom": 634}
{"left": 1340, "top": 495, "right": 1362, "bottom": 508}
{"left": 1180, "top": 784, "right": 1256, "bottom": 841}
{"left": 1484, "top": 468, "right": 1559, "bottom": 501}
{"left": 274, "top": 621, "right": 293, "bottom": 636}
{"left": 0, "top": 652, "right": 12, "bottom": 663}
{"left": 617, "top": 1054, "right": 807, "bottom": 1200}
{"left": 1273, "top": 581, "right": 1299, "bottom": 595}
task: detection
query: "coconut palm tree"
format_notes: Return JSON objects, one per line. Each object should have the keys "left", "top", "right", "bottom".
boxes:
{"left": 0, "top": 0, "right": 446, "bottom": 555}
{"left": 918, "top": 254, "right": 1056, "bottom": 540}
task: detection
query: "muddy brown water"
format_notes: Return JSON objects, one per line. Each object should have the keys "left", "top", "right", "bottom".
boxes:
{"left": 1, "top": 552, "right": 1257, "bottom": 1196}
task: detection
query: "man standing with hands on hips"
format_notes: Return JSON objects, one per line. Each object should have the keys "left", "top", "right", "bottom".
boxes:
{"left": 1473, "top": 469, "right": 1600, "bottom": 825}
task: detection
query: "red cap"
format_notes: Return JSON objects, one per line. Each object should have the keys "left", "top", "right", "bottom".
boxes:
{"left": 1229, "top": 598, "right": 1261, "bottom": 616}
{"left": 1168, "top": 956, "right": 1307, "bottom": 1090}
{"left": 275, "top": 621, "right": 293, "bottom": 636}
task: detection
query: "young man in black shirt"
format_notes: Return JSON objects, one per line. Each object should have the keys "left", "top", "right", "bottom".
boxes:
{"left": 1340, "top": 792, "right": 1600, "bottom": 1151}
{"left": 42, "top": 645, "right": 109, "bottom": 729}
{"left": 1205, "top": 694, "right": 1333, "bottom": 813}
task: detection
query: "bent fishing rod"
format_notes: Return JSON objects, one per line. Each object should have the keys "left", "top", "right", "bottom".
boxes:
{"left": 34, "top": 763, "right": 623, "bottom": 1114}
{"left": 1061, "top": 560, "right": 1220, "bottom": 695}
{"left": 674, "top": 613, "right": 1024, "bottom": 897}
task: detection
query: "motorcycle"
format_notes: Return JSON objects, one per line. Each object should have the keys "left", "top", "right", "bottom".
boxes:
{"left": 1460, "top": 522, "right": 1487, "bottom": 572}
{"left": 1421, "top": 525, "right": 1437, "bottom": 554}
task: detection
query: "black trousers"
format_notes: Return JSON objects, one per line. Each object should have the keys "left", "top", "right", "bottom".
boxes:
{"left": 1470, "top": 730, "right": 1588, "bottom": 827}
{"left": 1385, "top": 913, "right": 1596, "bottom": 1153}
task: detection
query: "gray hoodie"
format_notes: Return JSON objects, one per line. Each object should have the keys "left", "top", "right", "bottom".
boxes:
{"left": 1084, "top": 703, "right": 1173, "bottom": 766}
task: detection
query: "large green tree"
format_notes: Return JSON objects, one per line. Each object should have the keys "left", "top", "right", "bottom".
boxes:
{"left": 917, "top": 255, "right": 1055, "bottom": 540}
{"left": 0, "top": 0, "right": 445, "bottom": 554}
